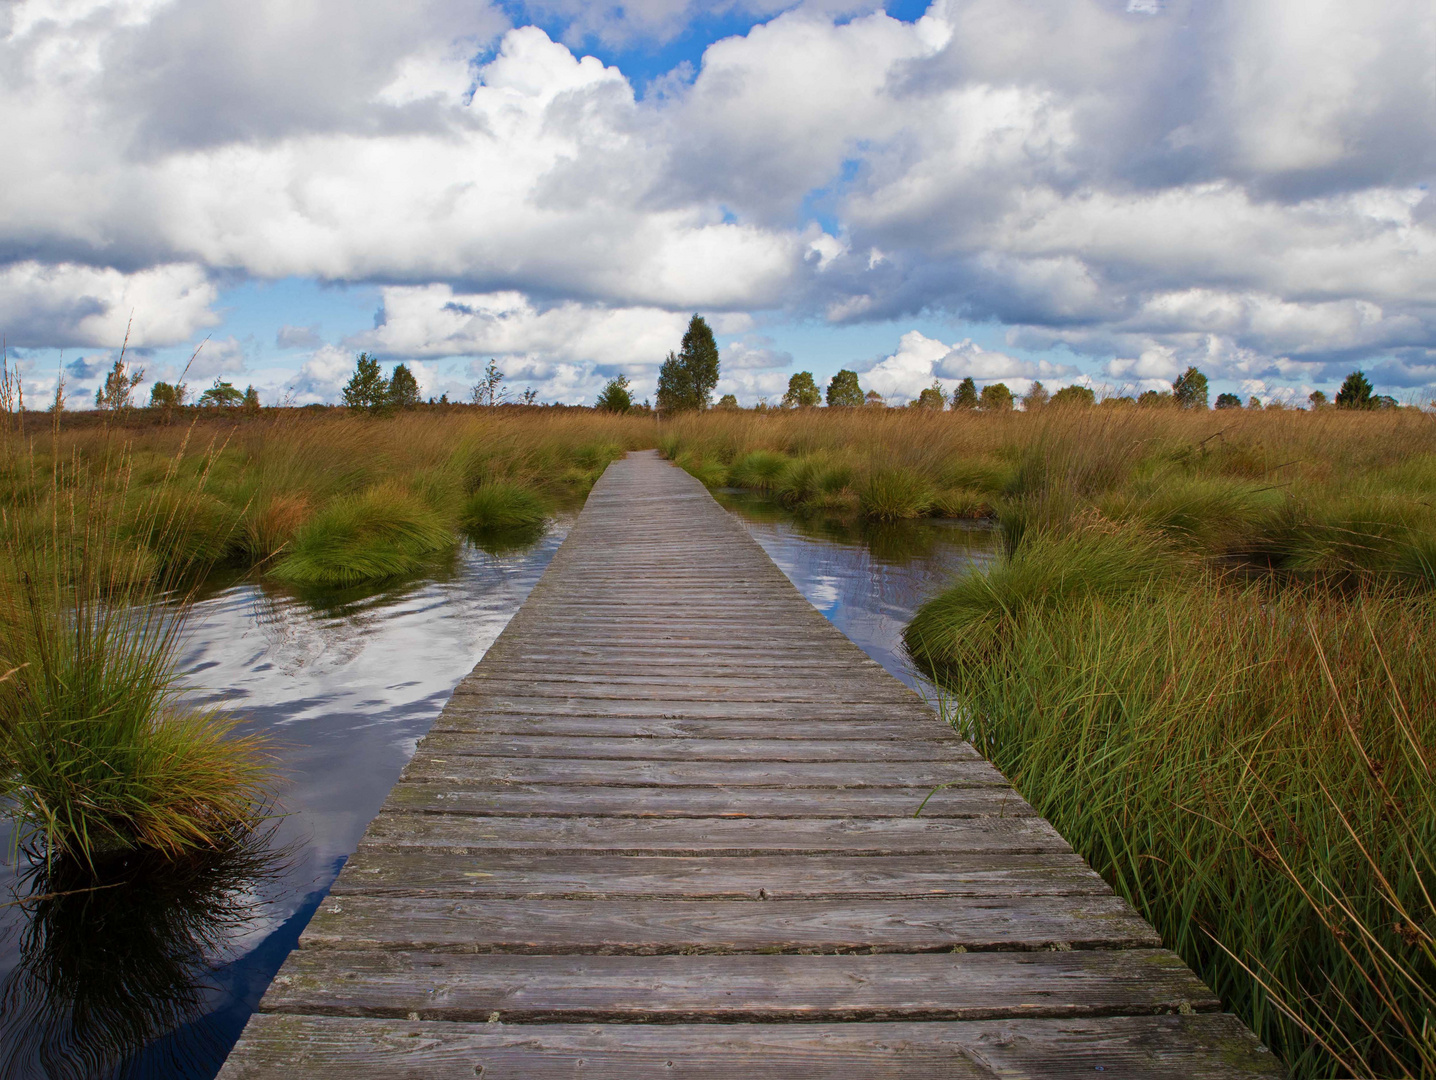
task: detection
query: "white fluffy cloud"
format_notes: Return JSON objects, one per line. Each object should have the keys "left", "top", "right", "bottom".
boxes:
{"left": 0, "top": 0, "right": 1431, "bottom": 397}
{"left": 859, "top": 330, "right": 1078, "bottom": 401}
{"left": 354, "top": 285, "right": 690, "bottom": 371}
{"left": 0, "top": 262, "right": 218, "bottom": 348}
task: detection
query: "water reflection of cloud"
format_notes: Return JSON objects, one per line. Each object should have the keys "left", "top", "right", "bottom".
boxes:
{"left": 0, "top": 518, "right": 572, "bottom": 1074}
{"left": 808, "top": 576, "right": 841, "bottom": 608}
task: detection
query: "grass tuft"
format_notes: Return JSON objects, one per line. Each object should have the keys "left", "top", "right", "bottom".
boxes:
{"left": 271, "top": 483, "right": 454, "bottom": 586}
{"left": 858, "top": 467, "right": 934, "bottom": 520}
{"left": 461, "top": 482, "right": 547, "bottom": 533}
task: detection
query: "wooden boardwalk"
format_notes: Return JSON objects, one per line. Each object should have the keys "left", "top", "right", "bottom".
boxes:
{"left": 221, "top": 451, "right": 1282, "bottom": 1078}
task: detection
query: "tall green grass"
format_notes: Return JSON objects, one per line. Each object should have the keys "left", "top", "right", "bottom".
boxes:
{"left": 271, "top": 483, "right": 453, "bottom": 586}
{"left": 907, "top": 530, "right": 1435, "bottom": 1078}
{"left": 660, "top": 406, "right": 1436, "bottom": 576}
{"left": 461, "top": 481, "right": 548, "bottom": 533}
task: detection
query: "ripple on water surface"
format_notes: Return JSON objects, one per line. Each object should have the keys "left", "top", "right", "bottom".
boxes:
{"left": 0, "top": 498, "right": 997, "bottom": 1078}
{"left": 0, "top": 524, "right": 570, "bottom": 1079}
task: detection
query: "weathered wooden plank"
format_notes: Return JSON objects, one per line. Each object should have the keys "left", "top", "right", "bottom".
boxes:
{"left": 298, "top": 895, "right": 1161, "bottom": 953}
{"left": 443, "top": 697, "right": 934, "bottom": 720}
{"left": 262, "top": 949, "right": 1218, "bottom": 1023}
{"left": 328, "top": 851, "right": 1113, "bottom": 900}
{"left": 454, "top": 677, "right": 922, "bottom": 704}
{"left": 427, "top": 715, "right": 955, "bottom": 741}
{"left": 357, "top": 812, "right": 1070, "bottom": 856}
{"left": 398, "top": 757, "right": 1007, "bottom": 788}
{"left": 382, "top": 782, "right": 1037, "bottom": 818}
{"left": 220, "top": 1015, "right": 1283, "bottom": 1079}
{"left": 415, "top": 733, "right": 974, "bottom": 763}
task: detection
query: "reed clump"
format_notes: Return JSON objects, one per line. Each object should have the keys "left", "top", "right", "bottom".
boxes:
{"left": 0, "top": 424, "right": 273, "bottom": 868}
{"left": 461, "top": 481, "right": 548, "bottom": 534}
{"left": 271, "top": 483, "right": 453, "bottom": 586}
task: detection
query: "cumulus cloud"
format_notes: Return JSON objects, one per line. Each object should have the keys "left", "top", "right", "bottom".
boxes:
{"left": 0, "top": 0, "right": 1432, "bottom": 397}
{"left": 722, "top": 337, "right": 793, "bottom": 370}
{"left": 0, "top": 262, "right": 218, "bottom": 348}
{"left": 860, "top": 330, "right": 1078, "bottom": 401}
{"left": 355, "top": 286, "right": 689, "bottom": 370}
{"left": 187, "top": 335, "right": 248, "bottom": 380}
{"left": 287, "top": 345, "right": 357, "bottom": 404}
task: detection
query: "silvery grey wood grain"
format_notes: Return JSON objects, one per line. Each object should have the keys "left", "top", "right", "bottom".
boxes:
{"left": 223, "top": 1015, "right": 1281, "bottom": 1079}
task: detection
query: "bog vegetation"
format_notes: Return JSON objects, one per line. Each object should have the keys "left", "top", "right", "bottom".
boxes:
{"left": 1, "top": 362, "right": 1431, "bottom": 1077}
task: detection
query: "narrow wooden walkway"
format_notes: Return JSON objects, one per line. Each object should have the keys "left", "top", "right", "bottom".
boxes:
{"left": 221, "top": 451, "right": 1281, "bottom": 1078}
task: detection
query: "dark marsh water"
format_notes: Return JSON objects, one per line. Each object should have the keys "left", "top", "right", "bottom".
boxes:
{"left": 0, "top": 497, "right": 997, "bottom": 1078}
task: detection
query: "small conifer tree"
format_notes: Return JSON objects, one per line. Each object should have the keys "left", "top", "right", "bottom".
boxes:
{"left": 656, "top": 315, "right": 720, "bottom": 412}
{"left": 595, "top": 375, "right": 633, "bottom": 413}
{"left": 952, "top": 377, "right": 978, "bottom": 410}
{"left": 825, "top": 369, "right": 863, "bottom": 407}
{"left": 342, "top": 353, "right": 389, "bottom": 413}
{"left": 388, "top": 364, "right": 421, "bottom": 409}
{"left": 95, "top": 359, "right": 144, "bottom": 409}
{"left": 1335, "top": 370, "right": 1375, "bottom": 409}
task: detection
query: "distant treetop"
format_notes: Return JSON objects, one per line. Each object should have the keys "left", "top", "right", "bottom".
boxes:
{"left": 1336, "top": 370, "right": 1375, "bottom": 410}
{"left": 657, "top": 315, "right": 721, "bottom": 412}
{"left": 952, "top": 376, "right": 978, "bottom": 410}
{"left": 1172, "top": 367, "right": 1209, "bottom": 409}
{"left": 1050, "top": 385, "right": 1096, "bottom": 408}
{"left": 782, "top": 371, "right": 821, "bottom": 408}
{"left": 596, "top": 374, "right": 633, "bottom": 413}
{"left": 826, "top": 369, "right": 863, "bottom": 408}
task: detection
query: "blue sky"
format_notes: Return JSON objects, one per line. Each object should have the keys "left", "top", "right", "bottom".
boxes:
{"left": 2, "top": 0, "right": 1432, "bottom": 408}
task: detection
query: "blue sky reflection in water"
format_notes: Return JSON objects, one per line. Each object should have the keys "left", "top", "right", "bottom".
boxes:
{"left": 0, "top": 498, "right": 996, "bottom": 1077}
{"left": 0, "top": 524, "right": 570, "bottom": 1079}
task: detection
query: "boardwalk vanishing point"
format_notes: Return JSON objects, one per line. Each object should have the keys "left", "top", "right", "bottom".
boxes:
{"left": 221, "top": 451, "right": 1283, "bottom": 1078}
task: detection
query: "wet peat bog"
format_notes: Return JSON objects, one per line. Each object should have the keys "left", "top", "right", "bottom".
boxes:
{"left": 0, "top": 498, "right": 995, "bottom": 1079}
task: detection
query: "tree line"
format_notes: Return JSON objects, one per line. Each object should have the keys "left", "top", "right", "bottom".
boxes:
{"left": 68, "top": 326, "right": 1409, "bottom": 418}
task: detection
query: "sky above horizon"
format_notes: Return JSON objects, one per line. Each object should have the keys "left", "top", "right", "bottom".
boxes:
{"left": 2, "top": 0, "right": 1433, "bottom": 408}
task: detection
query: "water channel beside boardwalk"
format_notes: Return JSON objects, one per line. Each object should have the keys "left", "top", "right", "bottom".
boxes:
{"left": 0, "top": 498, "right": 996, "bottom": 1078}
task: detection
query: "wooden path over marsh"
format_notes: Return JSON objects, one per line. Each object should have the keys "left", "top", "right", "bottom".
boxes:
{"left": 221, "top": 451, "right": 1281, "bottom": 1078}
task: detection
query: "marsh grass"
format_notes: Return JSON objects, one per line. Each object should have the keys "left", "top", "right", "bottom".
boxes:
{"left": 661, "top": 406, "right": 1436, "bottom": 586}
{"left": 461, "top": 481, "right": 548, "bottom": 533}
{"left": 271, "top": 482, "right": 453, "bottom": 586}
{"left": 912, "top": 569, "right": 1435, "bottom": 1077}
{"left": 0, "top": 424, "right": 275, "bottom": 866}
{"left": 21, "top": 410, "right": 650, "bottom": 585}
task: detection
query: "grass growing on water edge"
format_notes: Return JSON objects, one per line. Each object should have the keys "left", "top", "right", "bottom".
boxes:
{"left": 0, "top": 425, "right": 275, "bottom": 868}
{"left": 15, "top": 409, "right": 646, "bottom": 586}
{"left": 906, "top": 528, "right": 1434, "bottom": 1072}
